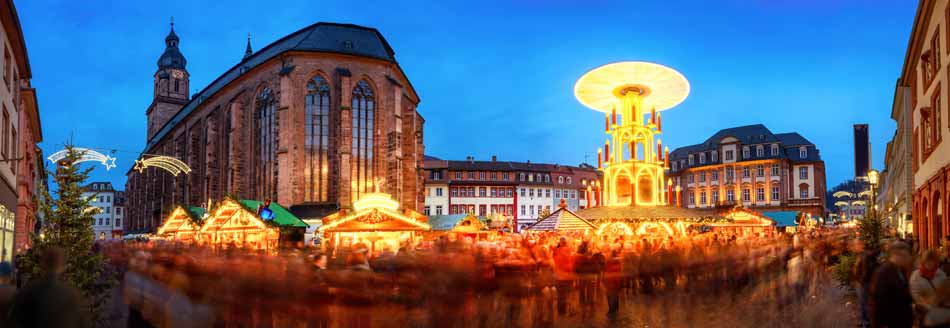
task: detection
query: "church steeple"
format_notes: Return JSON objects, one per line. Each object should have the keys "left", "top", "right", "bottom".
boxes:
{"left": 148, "top": 18, "right": 190, "bottom": 141}
{"left": 244, "top": 33, "right": 253, "bottom": 60}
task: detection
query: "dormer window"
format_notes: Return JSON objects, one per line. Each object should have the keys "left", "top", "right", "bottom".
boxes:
{"left": 756, "top": 145, "right": 764, "bottom": 157}
{"left": 558, "top": 176, "right": 564, "bottom": 184}
{"left": 699, "top": 153, "right": 706, "bottom": 164}
{"left": 771, "top": 144, "right": 779, "bottom": 156}
{"left": 672, "top": 162, "right": 678, "bottom": 171}
{"left": 742, "top": 146, "right": 750, "bottom": 159}
{"left": 567, "top": 177, "right": 572, "bottom": 184}
{"left": 688, "top": 155, "right": 694, "bottom": 165}
{"left": 711, "top": 151, "right": 718, "bottom": 162}
{"left": 799, "top": 146, "right": 807, "bottom": 158}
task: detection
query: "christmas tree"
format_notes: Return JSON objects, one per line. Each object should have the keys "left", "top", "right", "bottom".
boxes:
{"left": 16, "top": 146, "right": 116, "bottom": 325}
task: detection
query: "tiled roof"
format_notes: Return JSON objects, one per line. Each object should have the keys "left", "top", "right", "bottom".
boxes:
{"left": 668, "top": 124, "right": 822, "bottom": 170}
{"left": 525, "top": 207, "right": 597, "bottom": 231}
{"left": 762, "top": 210, "right": 800, "bottom": 227}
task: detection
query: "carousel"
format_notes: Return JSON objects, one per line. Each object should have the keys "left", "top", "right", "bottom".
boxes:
{"left": 573, "top": 62, "right": 775, "bottom": 238}
{"left": 319, "top": 189, "right": 430, "bottom": 253}
{"left": 155, "top": 205, "right": 206, "bottom": 241}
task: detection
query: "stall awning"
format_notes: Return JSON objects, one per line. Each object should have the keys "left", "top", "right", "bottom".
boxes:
{"left": 763, "top": 211, "right": 800, "bottom": 227}
{"left": 237, "top": 200, "right": 309, "bottom": 228}
{"left": 525, "top": 207, "right": 597, "bottom": 231}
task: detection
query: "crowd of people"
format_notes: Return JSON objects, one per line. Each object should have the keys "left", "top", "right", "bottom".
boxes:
{"left": 103, "top": 229, "right": 855, "bottom": 328}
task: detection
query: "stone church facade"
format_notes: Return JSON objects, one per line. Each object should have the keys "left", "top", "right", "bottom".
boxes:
{"left": 126, "top": 22, "right": 425, "bottom": 233}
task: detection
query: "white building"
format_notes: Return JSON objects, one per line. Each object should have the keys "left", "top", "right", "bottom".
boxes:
{"left": 423, "top": 156, "right": 599, "bottom": 229}
{"left": 82, "top": 182, "right": 123, "bottom": 240}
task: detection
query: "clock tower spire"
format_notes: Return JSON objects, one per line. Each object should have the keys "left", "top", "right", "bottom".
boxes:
{"left": 147, "top": 18, "right": 190, "bottom": 140}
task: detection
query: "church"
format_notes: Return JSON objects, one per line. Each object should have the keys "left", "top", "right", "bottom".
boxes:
{"left": 125, "top": 22, "right": 425, "bottom": 234}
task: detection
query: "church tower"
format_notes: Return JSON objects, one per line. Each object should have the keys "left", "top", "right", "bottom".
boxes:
{"left": 147, "top": 21, "right": 190, "bottom": 140}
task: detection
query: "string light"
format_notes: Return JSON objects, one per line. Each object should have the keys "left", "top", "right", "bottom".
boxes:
{"left": 134, "top": 155, "right": 192, "bottom": 176}
{"left": 47, "top": 148, "right": 117, "bottom": 170}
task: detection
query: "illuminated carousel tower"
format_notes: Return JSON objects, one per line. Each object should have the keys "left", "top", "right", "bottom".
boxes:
{"left": 574, "top": 62, "right": 689, "bottom": 207}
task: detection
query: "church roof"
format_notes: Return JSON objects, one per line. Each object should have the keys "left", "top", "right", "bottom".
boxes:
{"left": 525, "top": 207, "right": 597, "bottom": 231}
{"left": 158, "top": 25, "right": 186, "bottom": 70}
{"left": 140, "top": 22, "right": 409, "bottom": 155}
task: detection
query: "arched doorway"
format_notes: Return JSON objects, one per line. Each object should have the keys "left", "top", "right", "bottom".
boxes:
{"left": 922, "top": 198, "right": 930, "bottom": 248}
{"left": 614, "top": 170, "right": 633, "bottom": 205}
{"left": 637, "top": 169, "right": 654, "bottom": 205}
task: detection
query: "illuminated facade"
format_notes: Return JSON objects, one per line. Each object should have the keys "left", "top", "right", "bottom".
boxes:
{"left": 319, "top": 189, "right": 429, "bottom": 253}
{"left": 575, "top": 62, "right": 689, "bottom": 207}
{"left": 126, "top": 22, "right": 425, "bottom": 234}
{"left": 667, "top": 124, "right": 826, "bottom": 217}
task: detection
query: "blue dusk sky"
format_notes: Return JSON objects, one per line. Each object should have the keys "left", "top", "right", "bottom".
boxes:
{"left": 16, "top": 0, "right": 916, "bottom": 190}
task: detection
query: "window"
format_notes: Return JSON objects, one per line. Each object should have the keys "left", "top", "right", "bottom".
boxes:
{"left": 727, "top": 190, "right": 735, "bottom": 202}
{"left": 742, "top": 147, "right": 750, "bottom": 159}
{"left": 771, "top": 164, "right": 779, "bottom": 176}
{"left": 9, "top": 128, "right": 15, "bottom": 174}
{"left": 2, "top": 48, "right": 8, "bottom": 90}
{"left": 479, "top": 205, "right": 486, "bottom": 216}
{"left": 756, "top": 145, "right": 764, "bottom": 157}
{"left": 519, "top": 173, "right": 525, "bottom": 181}
{"left": 799, "top": 185, "right": 809, "bottom": 199}
{"left": 711, "top": 171, "right": 719, "bottom": 181}
{"left": 529, "top": 205, "right": 535, "bottom": 215}
{"left": 116, "top": 208, "right": 122, "bottom": 215}
{"left": 558, "top": 176, "right": 564, "bottom": 184}
{"left": 933, "top": 30, "right": 942, "bottom": 76}
{"left": 254, "top": 87, "right": 279, "bottom": 200}
{"left": 698, "top": 172, "right": 706, "bottom": 182}
{"left": 502, "top": 172, "right": 509, "bottom": 180}
{"left": 536, "top": 174, "right": 542, "bottom": 182}
{"left": 567, "top": 177, "right": 572, "bottom": 184}
{"left": 431, "top": 171, "right": 441, "bottom": 180}
{"left": 304, "top": 76, "right": 332, "bottom": 202}
{"left": 742, "top": 167, "right": 750, "bottom": 178}
{"left": 799, "top": 146, "right": 807, "bottom": 158}
{"left": 699, "top": 153, "right": 706, "bottom": 164}
{"left": 672, "top": 162, "right": 678, "bottom": 171}
{"left": 435, "top": 206, "right": 443, "bottom": 215}
{"left": 480, "top": 172, "right": 486, "bottom": 180}
{"left": 98, "top": 218, "right": 103, "bottom": 226}
{"left": 711, "top": 191, "right": 719, "bottom": 204}
{"left": 688, "top": 174, "right": 694, "bottom": 183}
{"left": 106, "top": 207, "right": 111, "bottom": 214}
{"left": 688, "top": 192, "right": 695, "bottom": 205}
{"left": 700, "top": 191, "right": 707, "bottom": 205}
{"left": 726, "top": 168, "right": 734, "bottom": 181}
{"left": 545, "top": 189, "right": 551, "bottom": 198}
{"left": 424, "top": 206, "right": 431, "bottom": 215}
{"left": 479, "top": 187, "right": 487, "bottom": 197}
{"left": 116, "top": 218, "right": 121, "bottom": 227}
{"left": 756, "top": 188, "right": 765, "bottom": 202}
{"left": 688, "top": 155, "right": 694, "bottom": 165}
{"left": 529, "top": 189, "right": 535, "bottom": 197}
{"left": 725, "top": 150, "right": 734, "bottom": 161}
{"left": 451, "top": 188, "right": 459, "bottom": 197}
{"left": 771, "top": 144, "right": 779, "bottom": 156}
{"left": 711, "top": 151, "right": 718, "bottom": 162}
{"left": 491, "top": 188, "right": 498, "bottom": 197}
{"left": 351, "top": 80, "right": 375, "bottom": 201}
{"left": 455, "top": 172, "right": 462, "bottom": 179}
{"left": 742, "top": 189, "right": 751, "bottom": 202}
{"left": 933, "top": 84, "right": 943, "bottom": 145}
{"left": 435, "top": 188, "right": 443, "bottom": 197}
{"left": 771, "top": 186, "right": 780, "bottom": 201}
{"left": 799, "top": 167, "right": 808, "bottom": 179}
{"left": 467, "top": 187, "right": 474, "bottom": 197}
{"left": 555, "top": 189, "right": 561, "bottom": 199}
{"left": 520, "top": 188, "right": 526, "bottom": 197}
{"left": 757, "top": 165, "right": 764, "bottom": 177}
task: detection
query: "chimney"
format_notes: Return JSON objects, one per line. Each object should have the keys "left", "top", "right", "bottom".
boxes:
{"left": 492, "top": 155, "right": 497, "bottom": 162}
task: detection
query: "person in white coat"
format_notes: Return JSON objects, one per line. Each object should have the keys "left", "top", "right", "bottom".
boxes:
{"left": 912, "top": 250, "right": 948, "bottom": 325}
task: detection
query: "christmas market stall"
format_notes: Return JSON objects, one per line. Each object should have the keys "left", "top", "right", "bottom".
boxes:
{"left": 524, "top": 203, "right": 598, "bottom": 233}
{"left": 762, "top": 210, "right": 802, "bottom": 234}
{"left": 578, "top": 205, "right": 775, "bottom": 239}
{"left": 427, "top": 214, "right": 490, "bottom": 240}
{"left": 197, "top": 198, "right": 308, "bottom": 250}
{"left": 319, "top": 192, "right": 430, "bottom": 253}
{"left": 155, "top": 205, "right": 206, "bottom": 241}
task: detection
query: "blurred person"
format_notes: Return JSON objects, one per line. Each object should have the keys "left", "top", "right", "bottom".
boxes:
{"left": 912, "top": 250, "right": 948, "bottom": 325}
{"left": 923, "top": 279, "right": 950, "bottom": 327}
{"left": 552, "top": 237, "right": 575, "bottom": 315}
{"left": 604, "top": 248, "right": 623, "bottom": 316}
{"left": 852, "top": 239, "right": 880, "bottom": 328}
{"left": 11, "top": 247, "right": 90, "bottom": 328}
{"left": 870, "top": 242, "right": 914, "bottom": 328}
{"left": 0, "top": 262, "right": 14, "bottom": 327}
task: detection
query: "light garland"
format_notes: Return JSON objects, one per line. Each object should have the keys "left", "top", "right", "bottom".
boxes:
{"left": 47, "top": 148, "right": 117, "bottom": 170}
{"left": 134, "top": 155, "right": 192, "bottom": 176}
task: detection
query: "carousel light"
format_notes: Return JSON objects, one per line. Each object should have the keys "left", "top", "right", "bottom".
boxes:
{"left": 47, "top": 148, "right": 117, "bottom": 170}
{"left": 134, "top": 155, "right": 192, "bottom": 176}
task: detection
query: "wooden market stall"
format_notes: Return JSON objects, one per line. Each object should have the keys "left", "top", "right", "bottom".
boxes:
{"left": 524, "top": 205, "right": 598, "bottom": 233}
{"left": 427, "top": 214, "right": 490, "bottom": 240}
{"left": 578, "top": 205, "right": 775, "bottom": 239}
{"left": 319, "top": 192, "right": 430, "bottom": 253}
{"left": 156, "top": 205, "right": 206, "bottom": 241}
{"left": 197, "top": 197, "right": 308, "bottom": 250}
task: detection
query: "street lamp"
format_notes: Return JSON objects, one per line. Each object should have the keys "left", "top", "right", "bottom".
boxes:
{"left": 867, "top": 169, "right": 879, "bottom": 219}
